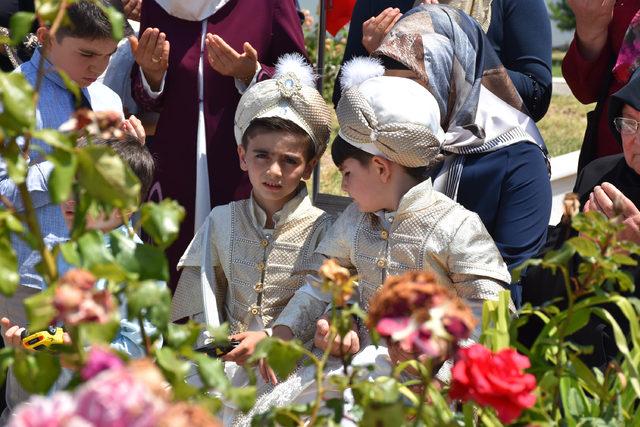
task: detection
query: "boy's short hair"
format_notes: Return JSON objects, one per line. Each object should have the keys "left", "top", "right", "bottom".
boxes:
{"left": 56, "top": 0, "right": 114, "bottom": 41}
{"left": 78, "top": 134, "right": 156, "bottom": 199}
{"left": 241, "top": 117, "right": 316, "bottom": 161}
{"left": 331, "top": 135, "right": 428, "bottom": 182}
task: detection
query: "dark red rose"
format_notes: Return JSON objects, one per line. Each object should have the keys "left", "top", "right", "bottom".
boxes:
{"left": 449, "top": 344, "right": 537, "bottom": 423}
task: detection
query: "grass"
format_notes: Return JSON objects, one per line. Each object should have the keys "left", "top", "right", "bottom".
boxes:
{"left": 312, "top": 94, "right": 593, "bottom": 196}
{"left": 552, "top": 49, "right": 565, "bottom": 78}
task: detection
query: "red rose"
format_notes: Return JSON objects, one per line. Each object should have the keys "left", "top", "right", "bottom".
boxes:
{"left": 449, "top": 344, "right": 537, "bottom": 423}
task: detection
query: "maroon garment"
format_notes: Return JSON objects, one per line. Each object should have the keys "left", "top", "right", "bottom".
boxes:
{"left": 562, "top": 0, "right": 640, "bottom": 162}
{"left": 133, "top": 0, "right": 307, "bottom": 287}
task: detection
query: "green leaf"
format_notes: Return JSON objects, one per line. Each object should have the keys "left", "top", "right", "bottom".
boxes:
{"left": 192, "top": 354, "right": 230, "bottom": 391}
{"left": 155, "top": 347, "right": 191, "bottom": 385}
{"left": 567, "top": 237, "right": 600, "bottom": 259}
{"left": 104, "top": 6, "right": 124, "bottom": 41}
{"left": 76, "top": 230, "right": 115, "bottom": 267}
{"left": 58, "top": 241, "right": 81, "bottom": 267}
{"left": 3, "top": 139, "right": 28, "bottom": 185}
{"left": 140, "top": 199, "right": 185, "bottom": 249}
{"left": 249, "top": 338, "right": 305, "bottom": 380}
{"left": 610, "top": 253, "right": 637, "bottom": 267}
{"left": 165, "top": 322, "right": 201, "bottom": 350}
{"left": 77, "top": 145, "right": 141, "bottom": 210}
{"left": 125, "top": 280, "right": 171, "bottom": 323}
{"left": 9, "top": 12, "right": 35, "bottom": 45}
{"left": 110, "top": 232, "right": 169, "bottom": 281}
{"left": 77, "top": 316, "right": 120, "bottom": 347}
{"left": 13, "top": 350, "right": 61, "bottom": 394}
{"left": 227, "top": 386, "right": 256, "bottom": 413}
{"left": 23, "top": 286, "right": 56, "bottom": 331}
{"left": 544, "top": 244, "right": 577, "bottom": 266}
{"left": 0, "top": 347, "right": 15, "bottom": 385}
{"left": 0, "top": 73, "right": 35, "bottom": 130}
{"left": 0, "top": 237, "right": 19, "bottom": 297}
{"left": 563, "top": 308, "right": 591, "bottom": 337}
{"left": 33, "top": 129, "right": 75, "bottom": 152}
{"left": 46, "top": 149, "right": 78, "bottom": 203}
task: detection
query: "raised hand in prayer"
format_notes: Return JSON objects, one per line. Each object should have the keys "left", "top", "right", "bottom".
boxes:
{"left": 205, "top": 34, "right": 259, "bottom": 85}
{"left": 568, "top": 0, "right": 616, "bottom": 61}
{"left": 121, "top": 115, "right": 146, "bottom": 144}
{"left": 129, "top": 28, "right": 170, "bottom": 92}
{"left": 420, "top": 0, "right": 440, "bottom": 4}
{"left": 313, "top": 315, "right": 360, "bottom": 356}
{"left": 362, "top": 7, "right": 402, "bottom": 54}
{"left": 122, "top": 0, "right": 142, "bottom": 22}
{"left": 584, "top": 182, "right": 640, "bottom": 244}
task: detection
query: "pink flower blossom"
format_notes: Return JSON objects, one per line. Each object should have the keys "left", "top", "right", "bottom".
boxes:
{"left": 53, "top": 269, "right": 115, "bottom": 326}
{"left": 81, "top": 346, "right": 125, "bottom": 381}
{"left": 8, "top": 393, "right": 79, "bottom": 427}
{"left": 73, "top": 368, "right": 166, "bottom": 427}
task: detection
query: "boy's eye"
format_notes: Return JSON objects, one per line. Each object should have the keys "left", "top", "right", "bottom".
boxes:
{"left": 79, "top": 52, "right": 94, "bottom": 58}
{"left": 284, "top": 157, "right": 300, "bottom": 165}
{"left": 255, "top": 153, "right": 268, "bottom": 159}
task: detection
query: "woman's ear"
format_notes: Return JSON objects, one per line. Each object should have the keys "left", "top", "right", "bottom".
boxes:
{"left": 371, "top": 155, "right": 392, "bottom": 183}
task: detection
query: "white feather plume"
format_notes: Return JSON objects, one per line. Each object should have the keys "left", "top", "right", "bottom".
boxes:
{"left": 339, "top": 57, "right": 385, "bottom": 91}
{"left": 274, "top": 53, "right": 316, "bottom": 87}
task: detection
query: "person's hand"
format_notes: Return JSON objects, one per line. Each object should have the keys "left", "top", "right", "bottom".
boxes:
{"left": 121, "top": 115, "right": 146, "bottom": 144}
{"left": 568, "top": 0, "right": 615, "bottom": 61}
{"left": 258, "top": 358, "right": 279, "bottom": 385}
{"left": 313, "top": 315, "right": 360, "bottom": 356}
{"left": 1, "top": 317, "right": 26, "bottom": 348}
{"left": 584, "top": 182, "right": 640, "bottom": 244}
{"left": 129, "top": 28, "right": 170, "bottom": 92}
{"left": 362, "top": 8, "right": 402, "bottom": 54}
{"left": 222, "top": 331, "right": 268, "bottom": 365}
{"left": 122, "top": 0, "right": 142, "bottom": 21}
{"left": 205, "top": 34, "right": 259, "bottom": 85}
{"left": 419, "top": 0, "right": 439, "bottom": 4}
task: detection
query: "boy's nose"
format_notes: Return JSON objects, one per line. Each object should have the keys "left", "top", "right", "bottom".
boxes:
{"left": 268, "top": 162, "right": 282, "bottom": 177}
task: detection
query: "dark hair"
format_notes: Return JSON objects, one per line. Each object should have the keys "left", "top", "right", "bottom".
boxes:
{"left": 331, "top": 134, "right": 428, "bottom": 181}
{"left": 56, "top": 1, "right": 115, "bottom": 41}
{"left": 78, "top": 134, "right": 156, "bottom": 199}
{"left": 242, "top": 117, "right": 316, "bottom": 161}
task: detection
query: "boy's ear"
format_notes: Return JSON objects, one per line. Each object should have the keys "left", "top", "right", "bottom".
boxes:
{"left": 302, "top": 157, "right": 318, "bottom": 180}
{"left": 371, "top": 156, "right": 392, "bottom": 183}
{"left": 237, "top": 144, "right": 248, "bottom": 172}
{"left": 36, "top": 27, "right": 51, "bottom": 46}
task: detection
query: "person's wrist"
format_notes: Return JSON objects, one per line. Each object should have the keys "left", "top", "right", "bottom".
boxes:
{"left": 143, "top": 68, "right": 164, "bottom": 92}
{"left": 575, "top": 25, "right": 608, "bottom": 62}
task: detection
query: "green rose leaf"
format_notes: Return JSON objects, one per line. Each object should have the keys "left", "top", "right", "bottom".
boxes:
{"left": 23, "top": 286, "right": 56, "bottom": 331}
{"left": 165, "top": 322, "right": 200, "bottom": 350}
{"left": 155, "top": 347, "right": 191, "bottom": 384}
{"left": 13, "top": 349, "right": 61, "bottom": 394}
{"left": 9, "top": 12, "right": 35, "bottom": 46}
{"left": 3, "top": 139, "right": 28, "bottom": 185}
{"left": 567, "top": 237, "right": 600, "bottom": 259}
{"left": 33, "top": 129, "right": 75, "bottom": 152}
{"left": 125, "top": 280, "right": 171, "bottom": 327}
{"left": 110, "top": 231, "right": 169, "bottom": 281}
{"left": 0, "top": 347, "right": 15, "bottom": 385}
{"left": 58, "top": 240, "right": 81, "bottom": 267}
{"left": 193, "top": 354, "right": 230, "bottom": 392}
{"left": 249, "top": 338, "right": 305, "bottom": 380}
{"left": 0, "top": 237, "right": 19, "bottom": 297}
{"left": 227, "top": 386, "right": 256, "bottom": 413}
{"left": 140, "top": 199, "right": 185, "bottom": 249}
{"left": 77, "top": 230, "right": 114, "bottom": 266}
{"left": 77, "top": 145, "right": 140, "bottom": 210}
{"left": 104, "top": 6, "right": 124, "bottom": 41}
{"left": 0, "top": 72, "right": 35, "bottom": 130}
{"left": 78, "top": 316, "right": 120, "bottom": 347}
{"left": 46, "top": 149, "right": 78, "bottom": 203}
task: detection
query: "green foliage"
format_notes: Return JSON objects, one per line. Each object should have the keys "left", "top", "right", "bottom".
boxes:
{"left": 549, "top": 0, "right": 576, "bottom": 32}
{"left": 303, "top": 21, "right": 347, "bottom": 103}
{"left": 250, "top": 337, "right": 306, "bottom": 380}
{"left": 13, "top": 350, "right": 61, "bottom": 394}
{"left": 0, "top": 210, "right": 21, "bottom": 296}
{"left": 140, "top": 199, "right": 185, "bottom": 249}
{"left": 9, "top": 12, "right": 35, "bottom": 46}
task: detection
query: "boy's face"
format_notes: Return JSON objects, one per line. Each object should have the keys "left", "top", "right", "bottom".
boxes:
{"left": 238, "top": 131, "right": 316, "bottom": 214}
{"left": 39, "top": 28, "right": 117, "bottom": 88}
{"left": 60, "top": 199, "right": 122, "bottom": 233}
{"left": 339, "top": 158, "right": 386, "bottom": 213}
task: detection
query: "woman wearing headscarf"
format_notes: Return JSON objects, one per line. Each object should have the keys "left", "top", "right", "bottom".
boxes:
{"left": 371, "top": 4, "right": 552, "bottom": 303}
{"left": 333, "top": 0, "right": 552, "bottom": 122}
{"left": 129, "top": 0, "right": 307, "bottom": 287}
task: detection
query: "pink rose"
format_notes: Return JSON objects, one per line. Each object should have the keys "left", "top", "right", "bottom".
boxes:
{"left": 449, "top": 344, "right": 537, "bottom": 424}
{"left": 74, "top": 368, "right": 166, "bottom": 427}
{"left": 8, "top": 393, "right": 80, "bottom": 427}
{"left": 53, "top": 269, "right": 115, "bottom": 326}
{"left": 81, "top": 346, "right": 125, "bottom": 380}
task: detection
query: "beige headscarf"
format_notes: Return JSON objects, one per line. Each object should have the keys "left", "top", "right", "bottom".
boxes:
{"left": 413, "top": 0, "right": 492, "bottom": 32}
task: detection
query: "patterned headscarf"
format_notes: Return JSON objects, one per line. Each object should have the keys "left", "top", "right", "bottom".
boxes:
{"left": 374, "top": 4, "right": 548, "bottom": 199}
{"left": 413, "top": 0, "right": 493, "bottom": 32}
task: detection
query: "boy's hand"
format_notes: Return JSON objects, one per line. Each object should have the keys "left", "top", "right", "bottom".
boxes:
{"left": 222, "top": 331, "right": 268, "bottom": 365}
{"left": 121, "top": 115, "right": 146, "bottom": 144}
{"left": 313, "top": 315, "right": 360, "bottom": 356}
{"left": 205, "top": 34, "right": 258, "bottom": 85}
{"left": 123, "top": 0, "right": 142, "bottom": 21}
{"left": 130, "top": 28, "right": 170, "bottom": 92}
{"left": 258, "top": 358, "right": 278, "bottom": 385}
{"left": 1, "top": 317, "right": 26, "bottom": 348}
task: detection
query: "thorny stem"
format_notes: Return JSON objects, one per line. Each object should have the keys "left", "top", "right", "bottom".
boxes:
{"left": 137, "top": 314, "right": 152, "bottom": 356}
{"left": 0, "top": 194, "right": 15, "bottom": 212}
{"left": 551, "top": 265, "right": 574, "bottom": 419}
{"left": 309, "top": 326, "right": 338, "bottom": 425}
{"left": 413, "top": 360, "right": 432, "bottom": 427}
